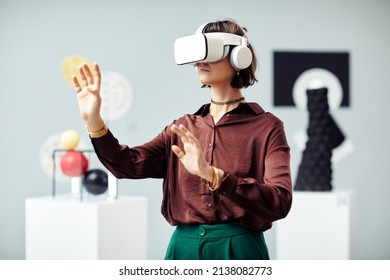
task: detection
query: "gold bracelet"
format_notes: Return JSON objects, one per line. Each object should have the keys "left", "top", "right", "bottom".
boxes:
{"left": 210, "top": 165, "right": 215, "bottom": 186}
{"left": 208, "top": 166, "right": 221, "bottom": 192}
{"left": 208, "top": 169, "right": 230, "bottom": 192}
{"left": 214, "top": 166, "right": 220, "bottom": 189}
{"left": 86, "top": 125, "right": 108, "bottom": 138}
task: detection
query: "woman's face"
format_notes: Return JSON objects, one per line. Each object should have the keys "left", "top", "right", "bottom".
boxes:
{"left": 196, "top": 56, "right": 236, "bottom": 88}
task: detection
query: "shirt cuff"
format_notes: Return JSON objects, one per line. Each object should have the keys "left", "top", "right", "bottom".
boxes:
{"left": 217, "top": 173, "right": 239, "bottom": 195}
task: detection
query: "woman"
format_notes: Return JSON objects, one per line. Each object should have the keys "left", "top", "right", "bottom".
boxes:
{"left": 72, "top": 19, "right": 292, "bottom": 260}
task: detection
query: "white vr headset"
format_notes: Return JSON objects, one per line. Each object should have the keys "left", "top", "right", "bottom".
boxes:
{"left": 174, "top": 23, "right": 253, "bottom": 70}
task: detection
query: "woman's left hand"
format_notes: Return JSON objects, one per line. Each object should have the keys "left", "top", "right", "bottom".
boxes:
{"left": 171, "top": 124, "right": 213, "bottom": 182}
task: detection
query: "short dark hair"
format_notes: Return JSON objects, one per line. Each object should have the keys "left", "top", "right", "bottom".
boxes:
{"left": 202, "top": 19, "right": 258, "bottom": 89}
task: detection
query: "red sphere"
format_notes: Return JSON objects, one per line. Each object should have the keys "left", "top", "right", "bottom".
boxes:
{"left": 60, "top": 151, "right": 89, "bottom": 177}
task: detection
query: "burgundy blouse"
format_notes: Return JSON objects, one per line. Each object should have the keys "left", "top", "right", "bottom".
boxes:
{"left": 91, "top": 102, "right": 292, "bottom": 231}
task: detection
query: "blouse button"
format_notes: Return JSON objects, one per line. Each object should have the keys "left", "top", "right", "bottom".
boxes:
{"left": 208, "top": 143, "right": 212, "bottom": 148}
{"left": 207, "top": 203, "right": 212, "bottom": 208}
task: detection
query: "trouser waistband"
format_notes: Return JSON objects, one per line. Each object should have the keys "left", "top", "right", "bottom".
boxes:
{"left": 176, "top": 222, "right": 254, "bottom": 239}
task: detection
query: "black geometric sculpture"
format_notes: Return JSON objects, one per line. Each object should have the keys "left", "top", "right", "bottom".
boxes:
{"left": 294, "top": 87, "right": 345, "bottom": 191}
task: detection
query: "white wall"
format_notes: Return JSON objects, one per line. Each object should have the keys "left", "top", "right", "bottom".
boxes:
{"left": 0, "top": 0, "right": 389, "bottom": 259}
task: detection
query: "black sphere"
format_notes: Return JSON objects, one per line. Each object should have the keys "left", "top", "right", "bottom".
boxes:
{"left": 83, "top": 169, "right": 108, "bottom": 195}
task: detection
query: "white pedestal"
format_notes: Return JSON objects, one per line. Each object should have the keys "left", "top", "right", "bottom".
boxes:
{"left": 275, "top": 190, "right": 356, "bottom": 259}
{"left": 25, "top": 195, "right": 147, "bottom": 260}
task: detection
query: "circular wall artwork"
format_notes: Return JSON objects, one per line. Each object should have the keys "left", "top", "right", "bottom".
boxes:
{"left": 61, "top": 55, "right": 133, "bottom": 122}
{"left": 100, "top": 71, "right": 133, "bottom": 121}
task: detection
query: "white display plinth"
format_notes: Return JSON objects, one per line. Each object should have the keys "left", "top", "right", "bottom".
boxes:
{"left": 275, "top": 190, "right": 356, "bottom": 260}
{"left": 25, "top": 195, "right": 147, "bottom": 260}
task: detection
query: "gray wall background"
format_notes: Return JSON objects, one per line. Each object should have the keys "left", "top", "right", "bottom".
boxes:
{"left": 1, "top": 0, "right": 389, "bottom": 259}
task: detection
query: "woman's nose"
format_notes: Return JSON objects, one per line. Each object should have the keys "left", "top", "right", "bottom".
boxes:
{"left": 195, "top": 62, "right": 208, "bottom": 67}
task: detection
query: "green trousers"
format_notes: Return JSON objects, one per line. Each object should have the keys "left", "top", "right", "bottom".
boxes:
{"left": 164, "top": 222, "right": 269, "bottom": 260}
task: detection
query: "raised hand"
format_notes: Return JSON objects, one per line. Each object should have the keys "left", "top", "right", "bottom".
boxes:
{"left": 72, "top": 63, "right": 105, "bottom": 131}
{"left": 171, "top": 124, "right": 213, "bottom": 182}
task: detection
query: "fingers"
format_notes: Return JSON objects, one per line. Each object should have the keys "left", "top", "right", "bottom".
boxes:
{"left": 171, "top": 125, "right": 190, "bottom": 159}
{"left": 171, "top": 124, "right": 201, "bottom": 159}
{"left": 72, "top": 75, "right": 82, "bottom": 93}
{"left": 93, "top": 63, "right": 101, "bottom": 89}
{"left": 78, "top": 65, "right": 88, "bottom": 87}
{"left": 72, "top": 62, "right": 101, "bottom": 93}
{"left": 171, "top": 145, "right": 185, "bottom": 159}
{"left": 178, "top": 125, "right": 200, "bottom": 148}
{"left": 171, "top": 124, "right": 196, "bottom": 141}
{"left": 83, "top": 63, "right": 94, "bottom": 85}
{"left": 171, "top": 124, "right": 188, "bottom": 142}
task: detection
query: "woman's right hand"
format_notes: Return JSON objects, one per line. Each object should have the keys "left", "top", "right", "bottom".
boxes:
{"left": 72, "top": 63, "right": 105, "bottom": 132}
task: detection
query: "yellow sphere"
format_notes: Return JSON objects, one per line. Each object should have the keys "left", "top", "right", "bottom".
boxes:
{"left": 62, "top": 55, "right": 94, "bottom": 86}
{"left": 60, "top": 129, "right": 80, "bottom": 150}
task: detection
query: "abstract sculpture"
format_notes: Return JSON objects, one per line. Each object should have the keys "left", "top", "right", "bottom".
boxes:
{"left": 294, "top": 87, "right": 345, "bottom": 191}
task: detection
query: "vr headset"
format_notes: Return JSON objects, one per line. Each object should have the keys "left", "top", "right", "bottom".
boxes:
{"left": 174, "top": 23, "right": 253, "bottom": 70}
